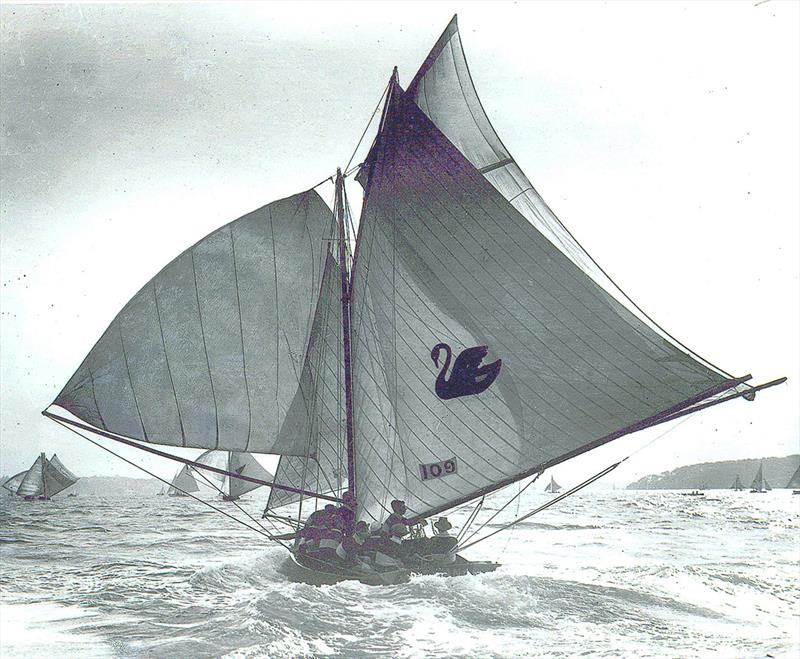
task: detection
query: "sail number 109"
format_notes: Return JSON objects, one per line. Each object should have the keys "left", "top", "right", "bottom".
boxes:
{"left": 419, "top": 457, "right": 458, "bottom": 481}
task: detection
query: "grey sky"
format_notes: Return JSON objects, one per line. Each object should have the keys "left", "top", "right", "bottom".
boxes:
{"left": 1, "top": 2, "right": 797, "bottom": 486}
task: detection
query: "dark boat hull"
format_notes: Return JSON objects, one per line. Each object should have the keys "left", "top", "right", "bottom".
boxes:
{"left": 283, "top": 552, "right": 500, "bottom": 586}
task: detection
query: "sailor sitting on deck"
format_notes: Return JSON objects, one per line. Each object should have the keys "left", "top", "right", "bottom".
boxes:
{"left": 425, "top": 517, "right": 457, "bottom": 562}
{"left": 381, "top": 499, "right": 416, "bottom": 536}
{"left": 335, "top": 521, "right": 372, "bottom": 569}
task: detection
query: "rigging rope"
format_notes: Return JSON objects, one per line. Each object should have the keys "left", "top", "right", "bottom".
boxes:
{"left": 458, "top": 461, "right": 623, "bottom": 552}
{"left": 344, "top": 78, "right": 392, "bottom": 175}
{"left": 460, "top": 471, "right": 542, "bottom": 547}
{"left": 52, "top": 416, "right": 291, "bottom": 548}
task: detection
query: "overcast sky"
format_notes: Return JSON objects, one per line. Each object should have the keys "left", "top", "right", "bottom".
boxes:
{"left": 1, "top": 1, "right": 797, "bottom": 487}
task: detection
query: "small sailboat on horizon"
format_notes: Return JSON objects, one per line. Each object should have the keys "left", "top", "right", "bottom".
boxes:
{"left": 2, "top": 453, "right": 79, "bottom": 500}
{"left": 750, "top": 462, "right": 771, "bottom": 493}
{"left": 731, "top": 474, "right": 744, "bottom": 491}
{"left": 544, "top": 476, "right": 562, "bottom": 494}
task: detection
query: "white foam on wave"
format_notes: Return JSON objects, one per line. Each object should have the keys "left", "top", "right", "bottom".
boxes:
{"left": 0, "top": 601, "right": 111, "bottom": 658}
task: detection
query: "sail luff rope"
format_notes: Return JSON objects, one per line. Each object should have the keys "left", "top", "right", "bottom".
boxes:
{"left": 42, "top": 410, "right": 343, "bottom": 503}
{"left": 50, "top": 415, "right": 288, "bottom": 546}
{"left": 458, "top": 461, "right": 622, "bottom": 552}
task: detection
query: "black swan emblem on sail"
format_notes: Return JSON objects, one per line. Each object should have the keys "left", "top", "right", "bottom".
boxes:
{"left": 430, "top": 343, "right": 502, "bottom": 400}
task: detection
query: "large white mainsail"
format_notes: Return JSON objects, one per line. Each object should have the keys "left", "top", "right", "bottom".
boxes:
{"left": 350, "top": 75, "right": 740, "bottom": 524}
{"left": 53, "top": 191, "right": 335, "bottom": 455}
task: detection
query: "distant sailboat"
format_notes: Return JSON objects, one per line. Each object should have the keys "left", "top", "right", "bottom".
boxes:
{"left": 42, "top": 15, "right": 787, "bottom": 585}
{"left": 750, "top": 462, "right": 769, "bottom": 493}
{"left": 731, "top": 474, "right": 744, "bottom": 491}
{"left": 195, "top": 451, "right": 273, "bottom": 501}
{"left": 167, "top": 465, "right": 199, "bottom": 497}
{"left": 1, "top": 453, "right": 78, "bottom": 500}
{"left": 544, "top": 476, "right": 562, "bottom": 494}
{"left": 786, "top": 464, "right": 800, "bottom": 494}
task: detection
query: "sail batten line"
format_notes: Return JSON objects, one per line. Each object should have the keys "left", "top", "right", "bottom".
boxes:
{"left": 42, "top": 410, "right": 343, "bottom": 502}
{"left": 151, "top": 281, "right": 187, "bottom": 444}
{"left": 399, "top": 124, "right": 700, "bottom": 406}
{"left": 229, "top": 229, "right": 254, "bottom": 452}
{"left": 412, "top": 375, "right": 750, "bottom": 521}
{"left": 117, "top": 321, "right": 149, "bottom": 441}
{"left": 190, "top": 249, "right": 219, "bottom": 449}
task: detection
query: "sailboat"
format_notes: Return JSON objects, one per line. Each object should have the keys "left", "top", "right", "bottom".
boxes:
{"left": 167, "top": 465, "right": 199, "bottom": 498}
{"left": 195, "top": 451, "right": 273, "bottom": 501}
{"left": 786, "top": 464, "right": 800, "bottom": 494}
{"left": 42, "top": 16, "right": 786, "bottom": 584}
{"left": 544, "top": 476, "right": 562, "bottom": 494}
{"left": 1, "top": 453, "right": 78, "bottom": 500}
{"left": 731, "top": 474, "right": 744, "bottom": 491}
{"left": 749, "top": 462, "right": 770, "bottom": 493}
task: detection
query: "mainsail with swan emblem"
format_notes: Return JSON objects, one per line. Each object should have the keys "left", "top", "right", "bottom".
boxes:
{"left": 346, "top": 19, "right": 746, "bottom": 524}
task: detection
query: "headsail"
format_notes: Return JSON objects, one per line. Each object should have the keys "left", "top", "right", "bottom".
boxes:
{"left": 266, "top": 251, "right": 347, "bottom": 512}
{"left": 52, "top": 190, "right": 335, "bottom": 455}
{"left": 350, "top": 76, "right": 739, "bottom": 524}
{"left": 167, "top": 465, "right": 199, "bottom": 496}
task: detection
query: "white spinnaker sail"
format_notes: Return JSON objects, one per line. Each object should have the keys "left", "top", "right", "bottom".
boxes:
{"left": 16, "top": 455, "right": 45, "bottom": 497}
{"left": 168, "top": 465, "right": 199, "bottom": 495}
{"left": 2, "top": 471, "right": 27, "bottom": 494}
{"left": 350, "top": 84, "right": 734, "bottom": 523}
{"left": 267, "top": 252, "right": 347, "bottom": 512}
{"left": 53, "top": 190, "right": 335, "bottom": 455}
{"left": 406, "top": 16, "right": 739, "bottom": 386}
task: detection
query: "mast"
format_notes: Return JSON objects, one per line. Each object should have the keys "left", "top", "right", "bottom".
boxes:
{"left": 335, "top": 169, "right": 356, "bottom": 502}
{"left": 41, "top": 452, "right": 47, "bottom": 499}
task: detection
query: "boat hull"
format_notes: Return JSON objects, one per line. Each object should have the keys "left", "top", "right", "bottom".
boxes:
{"left": 283, "top": 552, "right": 500, "bottom": 586}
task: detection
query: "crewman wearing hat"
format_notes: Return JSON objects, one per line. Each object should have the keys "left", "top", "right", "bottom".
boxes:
{"left": 428, "top": 516, "right": 458, "bottom": 558}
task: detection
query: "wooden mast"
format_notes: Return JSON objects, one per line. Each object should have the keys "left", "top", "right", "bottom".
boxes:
{"left": 335, "top": 169, "right": 357, "bottom": 503}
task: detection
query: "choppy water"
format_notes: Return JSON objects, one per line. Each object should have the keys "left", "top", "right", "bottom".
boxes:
{"left": 1, "top": 489, "right": 798, "bottom": 658}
